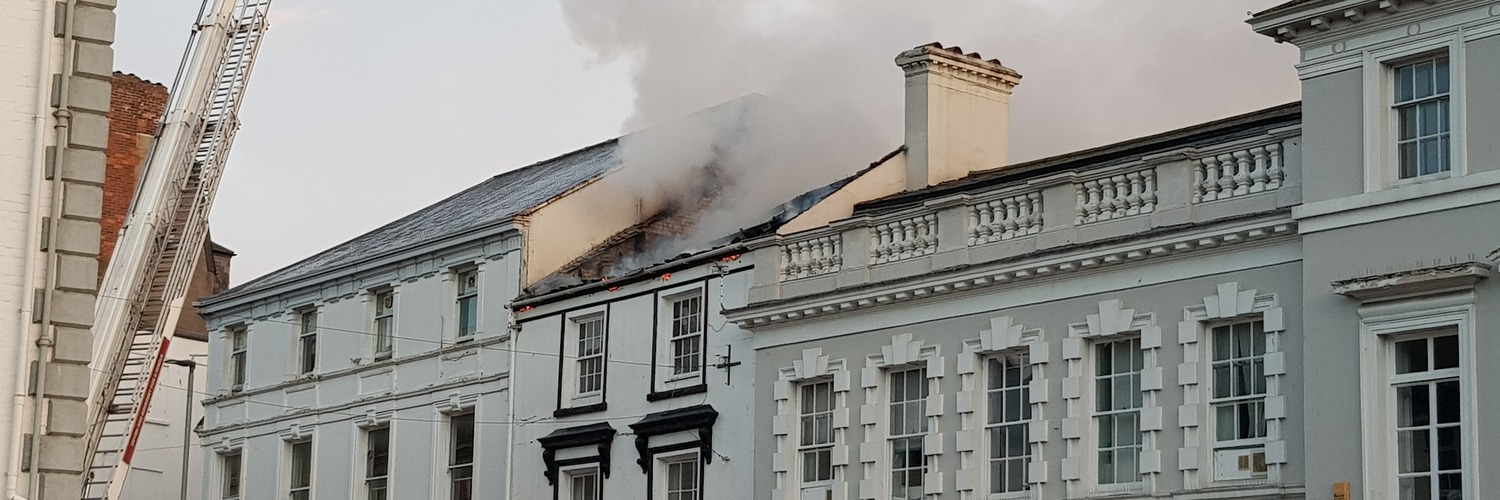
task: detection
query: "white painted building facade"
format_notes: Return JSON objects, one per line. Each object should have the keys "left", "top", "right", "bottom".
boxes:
{"left": 511, "top": 250, "right": 759, "bottom": 500}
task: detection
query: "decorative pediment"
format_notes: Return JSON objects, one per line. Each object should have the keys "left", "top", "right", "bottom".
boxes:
{"left": 352, "top": 408, "right": 394, "bottom": 429}
{"left": 278, "top": 422, "right": 314, "bottom": 442}
{"left": 432, "top": 392, "right": 480, "bottom": 415}
{"left": 793, "top": 348, "right": 832, "bottom": 380}
{"left": 879, "top": 333, "right": 928, "bottom": 366}
{"left": 1077, "top": 299, "right": 1153, "bottom": 338}
{"left": 1333, "top": 261, "right": 1491, "bottom": 302}
{"left": 209, "top": 436, "right": 245, "bottom": 454}
{"left": 960, "top": 316, "right": 1045, "bottom": 375}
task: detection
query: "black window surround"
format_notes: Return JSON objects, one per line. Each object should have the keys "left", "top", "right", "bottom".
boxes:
{"left": 538, "top": 423, "right": 617, "bottom": 486}
{"left": 627, "top": 404, "right": 719, "bottom": 473}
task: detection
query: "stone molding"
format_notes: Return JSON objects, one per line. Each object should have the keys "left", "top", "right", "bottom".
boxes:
{"left": 955, "top": 317, "right": 1051, "bottom": 493}
{"left": 1060, "top": 300, "right": 1163, "bottom": 497}
{"left": 729, "top": 220, "right": 1296, "bottom": 328}
{"left": 857, "top": 334, "right": 944, "bottom": 499}
{"left": 771, "top": 348, "right": 852, "bottom": 500}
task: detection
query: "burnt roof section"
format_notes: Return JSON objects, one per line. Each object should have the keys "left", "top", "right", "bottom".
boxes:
{"left": 205, "top": 139, "right": 621, "bottom": 305}
{"left": 512, "top": 150, "right": 891, "bottom": 307}
{"left": 854, "top": 102, "right": 1302, "bottom": 217}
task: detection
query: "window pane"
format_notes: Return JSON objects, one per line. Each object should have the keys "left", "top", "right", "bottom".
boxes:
{"left": 1396, "top": 64, "right": 1415, "bottom": 102}
{"left": 1399, "top": 475, "right": 1431, "bottom": 500}
{"left": 1432, "top": 335, "right": 1458, "bottom": 370}
{"left": 1234, "top": 322, "right": 1252, "bottom": 358}
{"left": 1216, "top": 405, "right": 1235, "bottom": 442}
{"left": 1396, "top": 339, "right": 1428, "bottom": 374}
{"left": 1116, "top": 412, "right": 1137, "bottom": 447}
{"left": 1096, "top": 379, "right": 1113, "bottom": 412}
{"left": 1400, "top": 141, "right": 1420, "bottom": 179}
{"left": 1435, "top": 57, "right": 1450, "bottom": 93}
{"left": 1113, "top": 342, "right": 1131, "bottom": 374}
{"left": 1213, "top": 325, "right": 1231, "bottom": 361}
{"left": 1435, "top": 381, "right": 1460, "bottom": 424}
{"left": 1398, "top": 429, "right": 1431, "bottom": 473}
{"left": 1414, "top": 61, "right": 1433, "bottom": 98}
{"left": 1095, "top": 343, "right": 1112, "bottom": 375}
{"left": 1004, "top": 388, "right": 1021, "bottom": 422}
{"left": 1436, "top": 426, "right": 1461, "bottom": 471}
{"left": 1114, "top": 375, "right": 1132, "bottom": 411}
{"left": 1213, "top": 364, "right": 1231, "bottom": 399}
{"left": 1098, "top": 449, "right": 1115, "bottom": 485}
{"left": 1398, "top": 385, "right": 1431, "bottom": 427}
{"left": 1438, "top": 473, "right": 1462, "bottom": 499}
{"left": 1098, "top": 415, "right": 1114, "bottom": 448}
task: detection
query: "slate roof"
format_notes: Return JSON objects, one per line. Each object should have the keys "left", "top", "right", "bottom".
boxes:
{"left": 204, "top": 139, "right": 622, "bottom": 305}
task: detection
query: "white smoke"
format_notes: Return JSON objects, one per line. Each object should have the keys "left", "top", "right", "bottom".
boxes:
{"left": 561, "top": 0, "right": 1300, "bottom": 272}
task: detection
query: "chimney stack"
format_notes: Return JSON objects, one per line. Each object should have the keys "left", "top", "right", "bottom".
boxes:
{"left": 896, "top": 43, "right": 1022, "bottom": 191}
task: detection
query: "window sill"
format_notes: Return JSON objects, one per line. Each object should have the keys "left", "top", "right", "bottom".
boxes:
{"left": 554, "top": 402, "right": 608, "bottom": 418}
{"left": 1295, "top": 168, "right": 1500, "bottom": 233}
{"left": 646, "top": 383, "right": 707, "bottom": 402}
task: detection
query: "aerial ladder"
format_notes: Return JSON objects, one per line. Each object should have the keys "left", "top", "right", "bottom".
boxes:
{"left": 82, "top": 1, "right": 273, "bottom": 498}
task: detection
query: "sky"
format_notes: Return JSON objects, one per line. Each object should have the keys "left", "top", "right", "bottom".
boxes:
{"left": 114, "top": 0, "right": 1302, "bottom": 286}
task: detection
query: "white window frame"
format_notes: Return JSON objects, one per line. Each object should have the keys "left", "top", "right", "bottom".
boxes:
{"left": 454, "top": 268, "right": 480, "bottom": 339}
{"left": 1206, "top": 320, "right": 1270, "bottom": 450}
{"left": 220, "top": 450, "right": 243, "bottom": 500}
{"left": 860, "top": 334, "right": 942, "bottom": 500}
{"left": 227, "top": 326, "right": 247, "bottom": 393}
{"left": 562, "top": 307, "right": 608, "bottom": 408}
{"left": 1357, "top": 296, "right": 1477, "bottom": 500}
{"left": 655, "top": 450, "right": 702, "bottom": 500}
{"left": 364, "top": 426, "right": 391, "bottom": 500}
{"left": 959, "top": 316, "right": 1049, "bottom": 498}
{"left": 798, "top": 380, "right": 836, "bottom": 488}
{"left": 1391, "top": 55, "right": 1453, "bottom": 180}
{"left": 1178, "top": 283, "right": 1288, "bottom": 488}
{"left": 983, "top": 351, "right": 1032, "bottom": 498}
{"left": 1090, "top": 336, "right": 1144, "bottom": 490}
{"left": 448, "top": 413, "right": 475, "bottom": 500}
{"left": 372, "top": 289, "right": 396, "bottom": 359}
{"left": 888, "top": 367, "right": 930, "bottom": 500}
{"left": 655, "top": 283, "right": 707, "bottom": 391}
{"left": 1361, "top": 32, "right": 1466, "bottom": 192}
{"left": 296, "top": 308, "right": 318, "bottom": 376}
{"left": 773, "top": 348, "right": 851, "bottom": 500}
{"left": 560, "top": 464, "right": 602, "bottom": 500}
{"left": 1061, "top": 300, "right": 1161, "bottom": 498}
{"left": 287, "top": 440, "right": 313, "bottom": 500}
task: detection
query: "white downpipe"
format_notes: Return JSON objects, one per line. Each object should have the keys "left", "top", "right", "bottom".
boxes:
{"left": 3, "top": 1, "right": 60, "bottom": 499}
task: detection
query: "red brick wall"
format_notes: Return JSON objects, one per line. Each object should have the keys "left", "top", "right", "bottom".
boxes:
{"left": 101, "top": 72, "right": 169, "bottom": 279}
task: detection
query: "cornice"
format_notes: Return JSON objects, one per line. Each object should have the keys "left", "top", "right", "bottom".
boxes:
{"left": 1251, "top": 0, "right": 1479, "bottom": 44}
{"left": 726, "top": 218, "right": 1296, "bottom": 328}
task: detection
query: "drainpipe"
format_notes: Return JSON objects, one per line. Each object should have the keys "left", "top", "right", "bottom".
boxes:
{"left": 502, "top": 310, "right": 520, "bottom": 500}
{"left": 5, "top": 1, "right": 61, "bottom": 499}
{"left": 26, "top": 0, "right": 80, "bottom": 498}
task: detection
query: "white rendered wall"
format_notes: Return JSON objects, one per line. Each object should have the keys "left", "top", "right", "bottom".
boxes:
{"left": 198, "top": 237, "right": 520, "bottom": 499}
{"left": 0, "top": 0, "right": 56, "bottom": 493}
{"left": 512, "top": 259, "right": 758, "bottom": 499}
{"left": 120, "top": 338, "right": 208, "bottom": 500}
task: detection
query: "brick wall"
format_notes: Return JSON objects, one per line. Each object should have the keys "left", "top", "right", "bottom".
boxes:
{"left": 101, "top": 72, "right": 168, "bottom": 278}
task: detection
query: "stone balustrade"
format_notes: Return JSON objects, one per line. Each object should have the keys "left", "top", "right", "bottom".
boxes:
{"left": 1193, "top": 143, "right": 1284, "bottom": 203}
{"left": 1075, "top": 168, "right": 1157, "bottom": 225}
{"left": 763, "top": 132, "right": 1298, "bottom": 288}
{"left": 779, "top": 235, "right": 842, "bottom": 281}
{"left": 870, "top": 214, "right": 938, "bottom": 265}
{"left": 967, "top": 191, "right": 1043, "bottom": 246}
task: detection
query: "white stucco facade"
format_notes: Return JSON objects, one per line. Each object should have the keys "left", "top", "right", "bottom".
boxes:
{"left": 197, "top": 233, "right": 520, "bottom": 500}
{"left": 511, "top": 252, "right": 758, "bottom": 499}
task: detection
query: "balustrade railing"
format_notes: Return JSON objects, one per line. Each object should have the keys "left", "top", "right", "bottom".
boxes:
{"left": 779, "top": 235, "right": 842, "bottom": 281}
{"left": 1075, "top": 168, "right": 1157, "bottom": 225}
{"left": 967, "top": 192, "right": 1042, "bottom": 246}
{"left": 1193, "top": 143, "right": 1284, "bottom": 203}
{"left": 870, "top": 214, "right": 937, "bottom": 265}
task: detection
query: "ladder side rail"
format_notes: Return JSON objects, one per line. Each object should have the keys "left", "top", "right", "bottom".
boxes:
{"left": 85, "top": 1, "right": 273, "bottom": 497}
{"left": 81, "top": 0, "right": 240, "bottom": 490}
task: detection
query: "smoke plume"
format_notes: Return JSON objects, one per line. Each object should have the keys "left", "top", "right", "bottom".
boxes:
{"left": 559, "top": 0, "right": 1300, "bottom": 272}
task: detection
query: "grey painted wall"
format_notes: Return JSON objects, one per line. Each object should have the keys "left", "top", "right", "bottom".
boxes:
{"left": 753, "top": 260, "right": 1305, "bottom": 498}
{"left": 1300, "top": 202, "right": 1500, "bottom": 498}
{"left": 1466, "top": 35, "right": 1500, "bottom": 174}
{"left": 1300, "top": 69, "right": 1365, "bottom": 204}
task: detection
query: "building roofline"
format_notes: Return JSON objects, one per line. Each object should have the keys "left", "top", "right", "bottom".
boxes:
{"left": 853, "top": 102, "right": 1302, "bottom": 215}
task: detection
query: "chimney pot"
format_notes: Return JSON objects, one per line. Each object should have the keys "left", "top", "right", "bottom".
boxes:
{"left": 896, "top": 42, "right": 1022, "bottom": 191}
